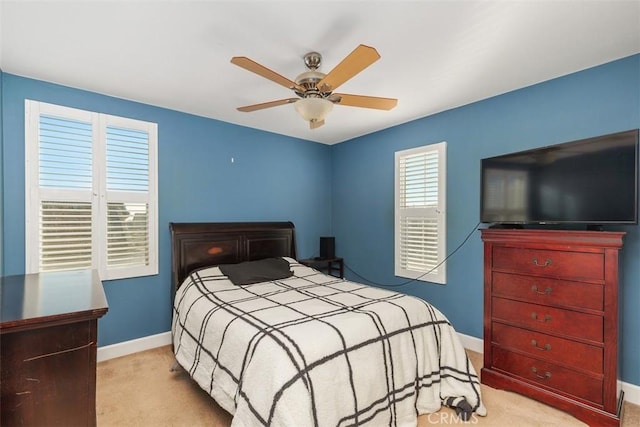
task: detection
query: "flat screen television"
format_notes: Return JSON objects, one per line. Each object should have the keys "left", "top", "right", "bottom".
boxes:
{"left": 480, "top": 129, "right": 639, "bottom": 226}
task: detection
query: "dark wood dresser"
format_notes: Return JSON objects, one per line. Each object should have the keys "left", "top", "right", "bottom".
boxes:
{"left": 481, "top": 229, "right": 625, "bottom": 427}
{"left": 1, "top": 269, "right": 108, "bottom": 427}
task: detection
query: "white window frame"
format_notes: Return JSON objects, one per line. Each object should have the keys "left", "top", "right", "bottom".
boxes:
{"left": 394, "top": 141, "right": 447, "bottom": 284}
{"left": 25, "top": 100, "right": 158, "bottom": 280}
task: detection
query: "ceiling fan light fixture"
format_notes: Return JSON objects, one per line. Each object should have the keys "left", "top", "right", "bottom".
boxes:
{"left": 231, "top": 44, "right": 397, "bottom": 129}
{"left": 294, "top": 97, "right": 333, "bottom": 122}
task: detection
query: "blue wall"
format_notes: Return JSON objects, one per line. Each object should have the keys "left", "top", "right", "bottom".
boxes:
{"left": 1, "top": 55, "right": 638, "bottom": 386}
{"left": 1, "top": 74, "right": 332, "bottom": 346}
{"left": 0, "top": 68, "right": 4, "bottom": 276}
{"left": 332, "top": 54, "right": 640, "bottom": 386}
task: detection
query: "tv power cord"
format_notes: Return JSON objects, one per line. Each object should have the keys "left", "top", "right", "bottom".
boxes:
{"left": 343, "top": 220, "right": 483, "bottom": 288}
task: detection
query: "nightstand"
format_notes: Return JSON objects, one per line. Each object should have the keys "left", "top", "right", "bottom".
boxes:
{"left": 299, "top": 257, "right": 344, "bottom": 278}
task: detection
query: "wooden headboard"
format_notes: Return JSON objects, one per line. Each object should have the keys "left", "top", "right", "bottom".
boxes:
{"left": 170, "top": 222, "right": 297, "bottom": 293}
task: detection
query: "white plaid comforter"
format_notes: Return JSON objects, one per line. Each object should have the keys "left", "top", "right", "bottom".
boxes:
{"left": 172, "top": 258, "right": 486, "bottom": 426}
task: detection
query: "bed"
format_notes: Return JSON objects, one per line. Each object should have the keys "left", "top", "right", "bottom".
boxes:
{"left": 170, "top": 222, "right": 486, "bottom": 426}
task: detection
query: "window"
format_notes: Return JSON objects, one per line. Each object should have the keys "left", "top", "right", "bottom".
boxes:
{"left": 25, "top": 100, "right": 158, "bottom": 280}
{"left": 394, "top": 142, "right": 446, "bottom": 284}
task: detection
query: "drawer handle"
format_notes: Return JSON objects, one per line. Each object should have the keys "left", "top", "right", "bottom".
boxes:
{"left": 532, "top": 258, "right": 552, "bottom": 267}
{"left": 531, "top": 312, "right": 552, "bottom": 323}
{"left": 531, "top": 285, "right": 552, "bottom": 295}
{"left": 531, "top": 367, "right": 552, "bottom": 380}
{"left": 531, "top": 339, "right": 551, "bottom": 351}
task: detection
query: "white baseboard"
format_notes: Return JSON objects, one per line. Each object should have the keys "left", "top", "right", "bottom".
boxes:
{"left": 458, "top": 332, "right": 484, "bottom": 354}
{"left": 97, "top": 331, "right": 171, "bottom": 362}
{"left": 96, "top": 330, "right": 639, "bottom": 406}
{"left": 623, "top": 381, "right": 640, "bottom": 407}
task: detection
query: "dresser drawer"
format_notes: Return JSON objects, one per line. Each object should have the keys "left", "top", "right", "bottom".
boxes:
{"left": 1, "top": 321, "right": 97, "bottom": 427}
{"left": 492, "top": 272, "right": 603, "bottom": 311}
{"left": 492, "top": 246, "right": 604, "bottom": 281}
{"left": 492, "top": 346, "right": 603, "bottom": 405}
{"left": 492, "top": 323, "right": 603, "bottom": 374}
{"left": 492, "top": 297, "right": 603, "bottom": 342}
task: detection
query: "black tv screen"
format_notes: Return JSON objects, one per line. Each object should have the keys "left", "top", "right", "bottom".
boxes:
{"left": 480, "top": 129, "right": 639, "bottom": 225}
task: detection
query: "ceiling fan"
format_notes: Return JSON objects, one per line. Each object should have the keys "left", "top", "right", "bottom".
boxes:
{"left": 231, "top": 44, "right": 398, "bottom": 129}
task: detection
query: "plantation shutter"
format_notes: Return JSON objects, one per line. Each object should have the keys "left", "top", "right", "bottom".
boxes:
{"left": 394, "top": 142, "right": 446, "bottom": 284}
{"left": 105, "top": 124, "right": 151, "bottom": 270}
{"left": 32, "top": 111, "right": 96, "bottom": 273}
{"left": 25, "top": 100, "right": 158, "bottom": 280}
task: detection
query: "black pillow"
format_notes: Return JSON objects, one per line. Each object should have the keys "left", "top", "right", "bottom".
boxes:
{"left": 219, "top": 257, "right": 293, "bottom": 285}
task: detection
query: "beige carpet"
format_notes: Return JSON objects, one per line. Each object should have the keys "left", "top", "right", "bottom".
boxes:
{"left": 97, "top": 345, "right": 639, "bottom": 426}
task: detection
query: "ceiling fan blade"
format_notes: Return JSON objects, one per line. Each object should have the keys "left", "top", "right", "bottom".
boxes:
{"left": 331, "top": 93, "right": 397, "bottom": 110}
{"left": 237, "top": 98, "right": 299, "bottom": 112}
{"left": 310, "top": 119, "right": 325, "bottom": 129}
{"left": 231, "top": 56, "right": 306, "bottom": 93}
{"left": 316, "top": 45, "right": 381, "bottom": 93}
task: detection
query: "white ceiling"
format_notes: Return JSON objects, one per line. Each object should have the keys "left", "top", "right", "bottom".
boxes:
{"left": 1, "top": 1, "right": 639, "bottom": 145}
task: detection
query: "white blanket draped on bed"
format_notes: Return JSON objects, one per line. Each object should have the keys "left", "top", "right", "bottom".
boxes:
{"left": 172, "top": 258, "right": 486, "bottom": 427}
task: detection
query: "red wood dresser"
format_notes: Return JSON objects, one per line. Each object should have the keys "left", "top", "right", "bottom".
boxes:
{"left": 1, "top": 269, "right": 108, "bottom": 426}
{"left": 481, "top": 229, "right": 625, "bottom": 427}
